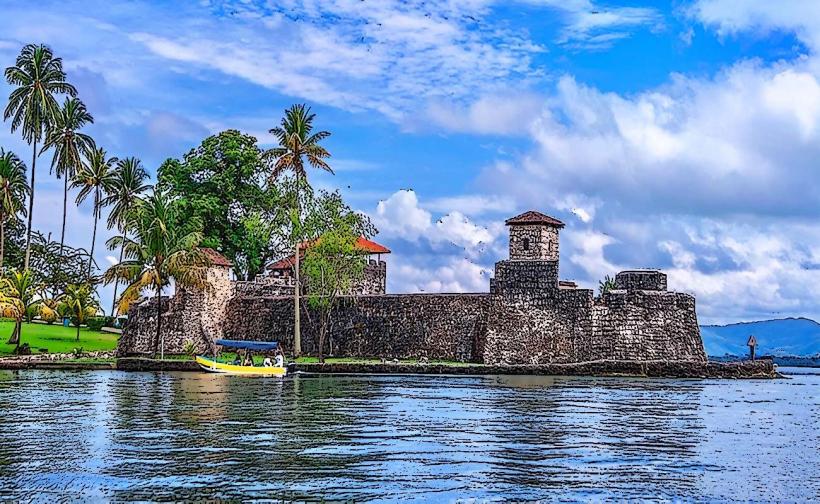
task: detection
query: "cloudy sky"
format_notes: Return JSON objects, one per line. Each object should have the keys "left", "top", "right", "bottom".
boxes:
{"left": 2, "top": 0, "right": 820, "bottom": 323}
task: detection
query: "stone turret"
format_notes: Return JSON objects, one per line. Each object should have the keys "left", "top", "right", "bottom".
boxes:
{"left": 490, "top": 210, "right": 566, "bottom": 300}
{"left": 506, "top": 210, "right": 565, "bottom": 261}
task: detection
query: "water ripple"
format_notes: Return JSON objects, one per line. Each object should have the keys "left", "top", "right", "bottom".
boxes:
{"left": 0, "top": 370, "right": 816, "bottom": 502}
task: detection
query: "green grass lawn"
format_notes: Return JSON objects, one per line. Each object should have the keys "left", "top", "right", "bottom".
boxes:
{"left": 0, "top": 320, "right": 119, "bottom": 355}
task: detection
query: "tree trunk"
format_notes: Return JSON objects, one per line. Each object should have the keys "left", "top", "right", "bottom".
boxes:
{"left": 88, "top": 189, "right": 99, "bottom": 278}
{"left": 111, "top": 235, "right": 125, "bottom": 317}
{"left": 155, "top": 286, "right": 163, "bottom": 360}
{"left": 60, "top": 174, "right": 68, "bottom": 255}
{"left": 6, "top": 320, "right": 20, "bottom": 346}
{"left": 0, "top": 216, "right": 5, "bottom": 270}
{"left": 24, "top": 138, "right": 37, "bottom": 270}
{"left": 294, "top": 241, "right": 301, "bottom": 357}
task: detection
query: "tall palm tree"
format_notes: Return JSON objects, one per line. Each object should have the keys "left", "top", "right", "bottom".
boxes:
{"left": 72, "top": 147, "right": 118, "bottom": 278}
{"left": 59, "top": 283, "right": 100, "bottom": 341}
{"left": 0, "top": 149, "right": 30, "bottom": 268}
{"left": 4, "top": 44, "right": 77, "bottom": 269}
{"left": 1, "top": 269, "right": 41, "bottom": 348}
{"left": 103, "top": 190, "right": 210, "bottom": 359}
{"left": 98, "top": 157, "right": 149, "bottom": 316}
{"left": 42, "top": 97, "right": 95, "bottom": 254}
{"left": 265, "top": 103, "right": 332, "bottom": 181}
{"left": 264, "top": 103, "right": 333, "bottom": 357}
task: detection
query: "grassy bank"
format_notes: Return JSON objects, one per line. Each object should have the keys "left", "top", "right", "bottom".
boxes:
{"left": 0, "top": 320, "right": 119, "bottom": 355}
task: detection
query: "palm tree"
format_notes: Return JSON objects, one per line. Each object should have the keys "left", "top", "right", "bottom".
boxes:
{"left": 1, "top": 269, "right": 41, "bottom": 348}
{"left": 264, "top": 104, "right": 333, "bottom": 357}
{"left": 0, "top": 149, "right": 30, "bottom": 268}
{"left": 42, "top": 97, "right": 95, "bottom": 254}
{"left": 59, "top": 283, "right": 100, "bottom": 341}
{"left": 103, "top": 190, "right": 210, "bottom": 359}
{"left": 265, "top": 103, "right": 332, "bottom": 181}
{"left": 98, "top": 157, "right": 149, "bottom": 316}
{"left": 4, "top": 44, "right": 77, "bottom": 269}
{"left": 72, "top": 147, "right": 118, "bottom": 278}
{"left": 599, "top": 275, "right": 617, "bottom": 296}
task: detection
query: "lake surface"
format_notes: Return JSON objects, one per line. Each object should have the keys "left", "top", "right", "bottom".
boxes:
{"left": 0, "top": 369, "right": 817, "bottom": 502}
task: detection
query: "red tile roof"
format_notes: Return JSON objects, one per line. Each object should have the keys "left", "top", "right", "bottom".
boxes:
{"left": 505, "top": 210, "right": 565, "bottom": 228}
{"left": 267, "top": 236, "right": 390, "bottom": 271}
{"left": 200, "top": 247, "right": 233, "bottom": 267}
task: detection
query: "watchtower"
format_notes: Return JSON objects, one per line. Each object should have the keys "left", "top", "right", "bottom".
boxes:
{"left": 490, "top": 211, "right": 566, "bottom": 300}
{"left": 505, "top": 210, "right": 565, "bottom": 261}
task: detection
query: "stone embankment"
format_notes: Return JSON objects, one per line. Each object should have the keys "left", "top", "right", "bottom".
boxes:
{"left": 0, "top": 355, "right": 778, "bottom": 378}
{"left": 0, "top": 351, "right": 117, "bottom": 370}
{"left": 294, "top": 359, "right": 778, "bottom": 378}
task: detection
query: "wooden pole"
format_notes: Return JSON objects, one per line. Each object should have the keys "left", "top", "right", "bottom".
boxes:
{"left": 294, "top": 241, "right": 301, "bottom": 357}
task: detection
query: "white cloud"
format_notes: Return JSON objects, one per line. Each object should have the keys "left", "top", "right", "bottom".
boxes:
{"left": 481, "top": 62, "right": 820, "bottom": 219}
{"left": 374, "top": 190, "right": 432, "bottom": 238}
{"left": 690, "top": 0, "right": 820, "bottom": 50}
{"left": 391, "top": 257, "right": 490, "bottom": 293}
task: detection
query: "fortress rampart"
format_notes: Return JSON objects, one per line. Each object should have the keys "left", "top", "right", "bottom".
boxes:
{"left": 119, "top": 210, "right": 707, "bottom": 364}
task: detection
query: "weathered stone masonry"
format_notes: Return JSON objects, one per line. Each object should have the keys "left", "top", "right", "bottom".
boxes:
{"left": 120, "top": 210, "right": 707, "bottom": 365}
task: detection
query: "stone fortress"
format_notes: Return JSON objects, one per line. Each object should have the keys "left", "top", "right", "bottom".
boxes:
{"left": 120, "top": 210, "right": 708, "bottom": 365}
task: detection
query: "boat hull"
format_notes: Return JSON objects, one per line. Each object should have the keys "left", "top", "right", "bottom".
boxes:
{"left": 195, "top": 356, "right": 287, "bottom": 376}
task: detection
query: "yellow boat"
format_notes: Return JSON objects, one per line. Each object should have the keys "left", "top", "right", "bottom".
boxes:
{"left": 196, "top": 339, "right": 287, "bottom": 376}
{"left": 195, "top": 356, "right": 287, "bottom": 376}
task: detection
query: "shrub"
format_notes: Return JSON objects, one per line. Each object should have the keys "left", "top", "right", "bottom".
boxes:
{"left": 72, "top": 347, "right": 84, "bottom": 357}
{"left": 86, "top": 316, "right": 115, "bottom": 331}
{"left": 182, "top": 340, "right": 196, "bottom": 357}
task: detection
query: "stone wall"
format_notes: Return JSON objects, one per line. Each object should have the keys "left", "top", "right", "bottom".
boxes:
{"left": 222, "top": 293, "right": 490, "bottom": 361}
{"left": 615, "top": 270, "right": 668, "bottom": 291}
{"left": 483, "top": 258, "right": 705, "bottom": 365}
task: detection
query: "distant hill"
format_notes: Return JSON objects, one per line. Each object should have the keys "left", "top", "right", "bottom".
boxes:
{"left": 700, "top": 317, "right": 820, "bottom": 357}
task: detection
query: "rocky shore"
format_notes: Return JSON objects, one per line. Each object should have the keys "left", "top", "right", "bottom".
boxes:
{"left": 294, "top": 359, "right": 779, "bottom": 379}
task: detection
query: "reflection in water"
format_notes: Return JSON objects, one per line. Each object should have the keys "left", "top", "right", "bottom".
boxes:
{"left": 0, "top": 370, "right": 816, "bottom": 501}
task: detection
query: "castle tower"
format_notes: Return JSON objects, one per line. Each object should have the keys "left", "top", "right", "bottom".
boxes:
{"left": 505, "top": 210, "right": 565, "bottom": 261}
{"left": 490, "top": 210, "right": 565, "bottom": 300}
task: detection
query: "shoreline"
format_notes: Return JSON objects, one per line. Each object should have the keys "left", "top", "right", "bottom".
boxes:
{"left": 0, "top": 356, "right": 780, "bottom": 378}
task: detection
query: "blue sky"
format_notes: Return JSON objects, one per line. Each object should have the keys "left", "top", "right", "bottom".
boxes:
{"left": 2, "top": 0, "right": 820, "bottom": 323}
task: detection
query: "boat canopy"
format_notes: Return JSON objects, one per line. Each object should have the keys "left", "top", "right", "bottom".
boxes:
{"left": 214, "top": 339, "right": 279, "bottom": 351}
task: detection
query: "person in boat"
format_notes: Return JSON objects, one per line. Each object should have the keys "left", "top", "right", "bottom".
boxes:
{"left": 242, "top": 352, "right": 254, "bottom": 367}
{"left": 232, "top": 354, "right": 242, "bottom": 365}
{"left": 275, "top": 351, "right": 284, "bottom": 368}
{"left": 262, "top": 355, "right": 272, "bottom": 367}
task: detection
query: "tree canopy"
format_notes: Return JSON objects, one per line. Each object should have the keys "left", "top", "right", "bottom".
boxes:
{"left": 157, "top": 129, "right": 290, "bottom": 280}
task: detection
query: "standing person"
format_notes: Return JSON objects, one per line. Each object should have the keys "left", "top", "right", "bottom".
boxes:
{"left": 242, "top": 351, "right": 253, "bottom": 367}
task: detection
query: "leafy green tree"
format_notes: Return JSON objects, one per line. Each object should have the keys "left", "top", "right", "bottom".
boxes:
{"left": 28, "top": 231, "right": 92, "bottom": 301}
{"left": 157, "top": 129, "right": 286, "bottom": 280}
{"left": 1, "top": 269, "right": 42, "bottom": 348}
{"left": 4, "top": 43, "right": 77, "bottom": 268}
{"left": 103, "top": 190, "right": 210, "bottom": 359}
{"left": 42, "top": 97, "right": 95, "bottom": 253}
{"left": 72, "top": 147, "right": 118, "bottom": 277}
{"left": 0, "top": 149, "right": 30, "bottom": 268}
{"left": 599, "top": 275, "right": 617, "bottom": 296}
{"left": 302, "top": 190, "right": 376, "bottom": 362}
{"left": 264, "top": 104, "right": 333, "bottom": 356}
{"left": 59, "top": 283, "right": 100, "bottom": 341}
{"left": 98, "top": 157, "right": 149, "bottom": 315}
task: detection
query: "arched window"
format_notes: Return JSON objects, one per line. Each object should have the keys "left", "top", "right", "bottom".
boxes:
{"left": 523, "top": 238, "right": 530, "bottom": 251}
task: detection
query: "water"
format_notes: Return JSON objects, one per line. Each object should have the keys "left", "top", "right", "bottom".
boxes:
{"left": 0, "top": 369, "right": 817, "bottom": 502}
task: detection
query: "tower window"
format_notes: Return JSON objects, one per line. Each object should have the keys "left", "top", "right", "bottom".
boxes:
{"left": 523, "top": 238, "right": 530, "bottom": 251}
